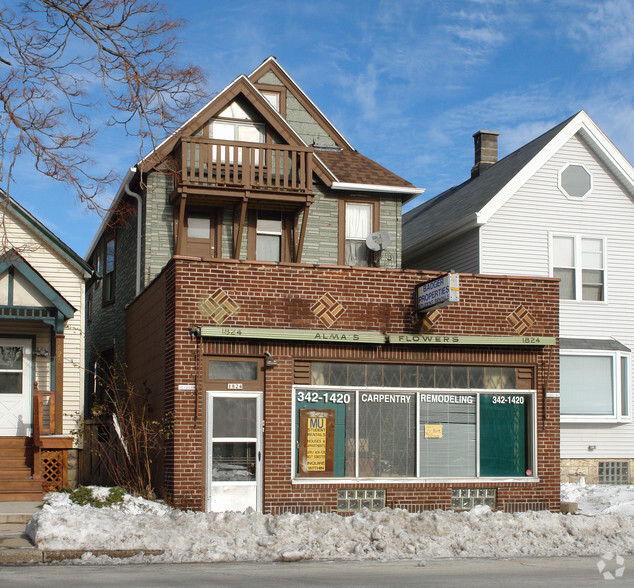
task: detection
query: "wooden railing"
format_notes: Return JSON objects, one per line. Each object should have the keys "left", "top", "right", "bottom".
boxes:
{"left": 32, "top": 382, "right": 55, "bottom": 480}
{"left": 176, "top": 137, "right": 313, "bottom": 193}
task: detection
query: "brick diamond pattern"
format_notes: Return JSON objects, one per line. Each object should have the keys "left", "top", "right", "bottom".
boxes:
{"left": 507, "top": 305, "right": 535, "bottom": 335}
{"left": 199, "top": 289, "right": 240, "bottom": 325}
{"left": 421, "top": 309, "right": 441, "bottom": 331}
{"left": 311, "top": 293, "right": 346, "bottom": 327}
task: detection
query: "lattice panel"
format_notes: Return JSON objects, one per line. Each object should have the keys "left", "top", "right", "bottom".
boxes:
{"left": 41, "top": 450, "right": 64, "bottom": 491}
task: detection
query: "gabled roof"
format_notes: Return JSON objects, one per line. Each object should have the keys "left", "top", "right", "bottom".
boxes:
{"left": 403, "top": 111, "right": 634, "bottom": 255}
{"left": 0, "top": 249, "right": 77, "bottom": 318}
{"left": 88, "top": 58, "right": 422, "bottom": 259}
{"left": 0, "top": 191, "right": 92, "bottom": 278}
{"left": 248, "top": 57, "right": 421, "bottom": 197}
{"left": 248, "top": 57, "right": 354, "bottom": 151}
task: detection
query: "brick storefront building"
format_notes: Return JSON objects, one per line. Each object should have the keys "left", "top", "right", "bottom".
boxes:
{"left": 126, "top": 259, "right": 560, "bottom": 513}
{"left": 86, "top": 57, "right": 560, "bottom": 514}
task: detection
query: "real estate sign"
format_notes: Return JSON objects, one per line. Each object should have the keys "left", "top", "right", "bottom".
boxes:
{"left": 415, "top": 273, "right": 460, "bottom": 312}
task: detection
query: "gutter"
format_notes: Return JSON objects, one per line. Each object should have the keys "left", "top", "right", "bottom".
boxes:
{"left": 330, "top": 182, "right": 425, "bottom": 202}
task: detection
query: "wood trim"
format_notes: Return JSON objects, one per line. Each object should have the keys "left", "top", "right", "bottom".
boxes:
{"left": 175, "top": 195, "right": 187, "bottom": 256}
{"left": 254, "top": 83, "right": 287, "bottom": 118}
{"left": 234, "top": 199, "right": 248, "bottom": 258}
{"left": 249, "top": 60, "right": 350, "bottom": 150}
{"left": 337, "top": 197, "right": 381, "bottom": 265}
{"left": 295, "top": 204, "right": 310, "bottom": 263}
{"left": 54, "top": 334, "right": 64, "bottom": 434}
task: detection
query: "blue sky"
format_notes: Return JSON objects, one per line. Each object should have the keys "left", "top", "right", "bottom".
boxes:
{"left": 10, "top": 0, "right": 634, "bottom": 257}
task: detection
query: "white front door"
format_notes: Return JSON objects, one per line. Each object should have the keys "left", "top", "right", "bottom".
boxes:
{"left": 0, "top": 339, "right": 33, "bottom": 436}
{"left": 206, "top": 391, "right": 262, "bottom": 512}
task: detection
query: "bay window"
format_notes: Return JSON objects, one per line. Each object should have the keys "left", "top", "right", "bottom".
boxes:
{"left": 560, "top": 350, "right": 630, "bottom": 422}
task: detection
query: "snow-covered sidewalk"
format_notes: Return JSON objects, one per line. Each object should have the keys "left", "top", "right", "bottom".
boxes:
{"left": 25, "top": 482, "right": 634, "bottom": 564}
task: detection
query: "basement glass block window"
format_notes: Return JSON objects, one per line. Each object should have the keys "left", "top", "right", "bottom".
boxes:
{"left": 598, "top": 461, "right": 630, "bottom": 484}
{"left": 451, "top": 488, "right": 496, "bottom": 510}
{"left": 337, "top": 489, "right": 386, "bottom": 512}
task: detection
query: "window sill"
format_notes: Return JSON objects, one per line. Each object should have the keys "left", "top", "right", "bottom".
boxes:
{"left": 291, "top": 476, "right": 540, "bottom": 485}
{"left": 561, "top": 416, "right": 631, "bottom": 424}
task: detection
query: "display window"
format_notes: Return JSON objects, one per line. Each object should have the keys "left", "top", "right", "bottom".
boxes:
{"left": 294, "top": 364, "right": 535, "bottom": 481}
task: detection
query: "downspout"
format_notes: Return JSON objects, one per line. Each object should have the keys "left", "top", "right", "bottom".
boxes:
{"left": 124, "top": 168, "right": 142, "bottom": 297}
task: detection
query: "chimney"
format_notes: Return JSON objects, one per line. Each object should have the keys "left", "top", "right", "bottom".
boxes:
{"left": 471, "top": 130, "right": 499, "bottom": 178}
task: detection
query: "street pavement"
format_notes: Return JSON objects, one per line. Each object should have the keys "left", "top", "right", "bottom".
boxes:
{"left": 1, "top": 556, "right": 632, "bottom": 586}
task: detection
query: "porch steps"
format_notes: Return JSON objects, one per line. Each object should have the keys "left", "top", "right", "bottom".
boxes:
{"left": 0, "top": 437, "right": 43, "bottom": 502}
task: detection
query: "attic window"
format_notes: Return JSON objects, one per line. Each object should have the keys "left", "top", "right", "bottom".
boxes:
{"left": 559, "top": 164, "right": 592, "bottom": 200}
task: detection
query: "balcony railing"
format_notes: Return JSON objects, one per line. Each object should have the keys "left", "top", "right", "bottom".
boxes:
{"left": 176, "top": 137, "right": 313, "bottom": 194}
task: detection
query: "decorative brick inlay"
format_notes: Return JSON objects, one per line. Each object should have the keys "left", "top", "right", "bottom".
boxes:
{"left": 198, "top": 289, "right": 240, "bottom": 325}
{"left": 421, "top": 309, "right": 441, "bottom": 331}
{"left": 311, "top": 293, "right": 345, "bottom": 327}
{"left": 507, "top": 305, "right": 535, "bottom": 335}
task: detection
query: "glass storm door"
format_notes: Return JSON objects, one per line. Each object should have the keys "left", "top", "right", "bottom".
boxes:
{"left": 0, "top": 339, "right": 32, "bottom": 436}
{"left": 206, "top": 392, "right": 262, "bottom": 512}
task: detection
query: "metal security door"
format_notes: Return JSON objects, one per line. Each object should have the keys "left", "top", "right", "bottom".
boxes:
{"left": 0, "top": 339, "right": 33, "bottom": 436}
{"left": 206, "top": 392, "right": 262, "bottom": 512}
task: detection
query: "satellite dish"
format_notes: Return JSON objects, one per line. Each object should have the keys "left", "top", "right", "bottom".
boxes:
{"left": 366, "top": 231, "right": 391, "bottom": 251}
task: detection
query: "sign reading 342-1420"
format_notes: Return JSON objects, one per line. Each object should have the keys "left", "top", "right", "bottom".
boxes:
{"left": 415, "top": 273, "right": 460, "bottom": 312}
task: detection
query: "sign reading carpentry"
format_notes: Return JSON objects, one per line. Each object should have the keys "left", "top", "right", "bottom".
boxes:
{"left": 415, "top": 273, "right": 459, "bottom": 312}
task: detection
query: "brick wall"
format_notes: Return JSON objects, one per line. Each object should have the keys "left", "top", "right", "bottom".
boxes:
{"left": 127, "top": 258, "right": 560, "bottom": 513}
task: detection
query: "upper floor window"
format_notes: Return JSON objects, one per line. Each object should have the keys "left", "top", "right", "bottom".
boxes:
{"left": 255, "top": 210, "right": 282, "bottom": 262}
{"left": 561, "top": 351, "right": 630, "bottom": 422}
{"left": 103, "top": 235, "right": 115, "bottom": 304}
{"left": 551, "top": 234, "right": 605, "bottom": 301}
{"left": 558, "top": 163, "right": 592, "bottom": 200}
{"left": 341, "top": 201, "right": 375, "bottom": 266}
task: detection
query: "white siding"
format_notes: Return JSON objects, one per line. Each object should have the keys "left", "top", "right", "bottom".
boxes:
{"left": 481, "top": 133, "right": 634, "bottom": 458}
{"left": 2, "top": 211, "right": 86, "bottom": 437}
{"left": 407, "top": 228, "right": 480, "bottom": 273}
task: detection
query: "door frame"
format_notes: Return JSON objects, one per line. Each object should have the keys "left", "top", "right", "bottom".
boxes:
{"left": 0, "top": 336, "right": 34, "bottom": 436}
{"left": 205, "top": 390, "right": 263, "bottom": 513}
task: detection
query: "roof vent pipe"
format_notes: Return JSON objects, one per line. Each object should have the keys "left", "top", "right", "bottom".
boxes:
{"left": 471, "top": 130, "right": 499, "bottom": 178}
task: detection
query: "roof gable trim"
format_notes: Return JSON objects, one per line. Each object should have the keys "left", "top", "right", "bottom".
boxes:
{"left": 478, "top": 111, "right": 634, "bottom": 224}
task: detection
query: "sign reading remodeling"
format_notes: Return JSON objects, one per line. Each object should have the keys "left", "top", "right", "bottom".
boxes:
{"left": 420, "top": 393, "right": 475, "bottom": 404}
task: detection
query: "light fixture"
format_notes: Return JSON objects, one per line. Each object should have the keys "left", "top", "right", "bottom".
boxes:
{"left": 36, "top": 347, "right": 49, "bottom": 357}
{"left": 264, "top": 351, "right": 278, "bottom": 367}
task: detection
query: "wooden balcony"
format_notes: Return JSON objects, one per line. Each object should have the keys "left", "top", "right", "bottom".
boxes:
{"left": 175, "top": 137, "right": 313, "bottom": 197}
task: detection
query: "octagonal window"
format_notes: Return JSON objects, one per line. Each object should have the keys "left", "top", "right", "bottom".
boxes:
{"left": 559, "top": 164, "right": 592, "bottom": 199}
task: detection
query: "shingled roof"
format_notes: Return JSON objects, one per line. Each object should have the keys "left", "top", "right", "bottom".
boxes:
{"left": 316, "top": 149, "right": 415, "bottom": 189}
{"left": 402, "top": 114, "right": 577, "bottom": 253}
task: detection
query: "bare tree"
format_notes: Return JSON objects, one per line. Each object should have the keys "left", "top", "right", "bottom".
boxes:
{"left": 0, "top": 0, "right": 206, "bottom": 208}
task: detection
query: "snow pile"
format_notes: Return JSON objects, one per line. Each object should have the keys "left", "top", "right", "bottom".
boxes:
{"left": 561, "top": 478, "right": 634, "bottom": 516}
{"left": 26, "top": 483, "right": 634, "bottom": 563}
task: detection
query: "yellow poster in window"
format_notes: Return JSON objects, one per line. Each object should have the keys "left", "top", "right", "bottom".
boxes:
{"left": 425, "top": 424, "right": 443, "bottom": 439}
{"left": 306, "top": 416, "right": 327, "bottom": 471}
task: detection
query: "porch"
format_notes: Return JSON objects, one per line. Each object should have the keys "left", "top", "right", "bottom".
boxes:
{"left": 0, "top": 384, "right": 72, "bottom": 501}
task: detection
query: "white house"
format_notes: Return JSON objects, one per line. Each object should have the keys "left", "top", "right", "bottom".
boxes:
{"left": 403, "top": 111, "right": 634, "bottom": 484}
{"left": 0, "top": 192, "right": 91, "bottom": 499}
